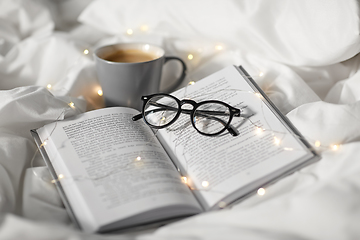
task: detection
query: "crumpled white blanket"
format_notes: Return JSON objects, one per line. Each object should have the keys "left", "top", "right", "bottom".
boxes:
{"left": 0, "top": 0, "right": 360, "bottom": 239}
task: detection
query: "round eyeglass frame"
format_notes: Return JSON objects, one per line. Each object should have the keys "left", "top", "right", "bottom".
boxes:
{"left": 139, "top": 93, "right": 241, "bottom": 136}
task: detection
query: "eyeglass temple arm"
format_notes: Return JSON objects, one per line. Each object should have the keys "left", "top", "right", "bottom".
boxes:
{"left": 132, "top": 103, "right": 240, "bottom": 136}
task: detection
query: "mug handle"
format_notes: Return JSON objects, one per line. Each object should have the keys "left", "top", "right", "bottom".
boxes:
{"left": 162, "top": 56, "right": 187, "bottom": 93}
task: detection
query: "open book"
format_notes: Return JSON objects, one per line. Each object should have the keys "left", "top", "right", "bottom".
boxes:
{"left": 31, "top": 65, "right": 319, "bottom": 233}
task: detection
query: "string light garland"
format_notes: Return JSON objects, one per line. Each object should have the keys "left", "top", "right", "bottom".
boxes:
{"left": 29, "top": 24, "right": 345, "bottom": 208}
{"left": 30, "top": 105, "right": 73, "bottom": 183}
{"left": 32, "top": 82, "right": 342, "bottom": 204}
{"left": 32, "top": 45, "right": 105, "bottom": 184}
{"left": 169, "top": 84, "right": 346, "bottom": 195}
{"left": 44, "top": 46, "right": 93, "bottom": 95}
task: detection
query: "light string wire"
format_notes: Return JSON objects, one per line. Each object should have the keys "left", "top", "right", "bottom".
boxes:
{"left": 31, "top": 79, "right": 342, "bottom": 209}
{"left": 147, "top": 79, "right": 343, "bottom": 207}
{"left": 30, "top": 96, "right": 86, "bottom": 181}
{"left": 182, "top": 78, "right": 342, "bottom": 152}
{"left": 161, "top": 85, "right": 305, "bottom": 199}
{"left": 31, "top": 40, "right": 92, "bottom": 179}
{"left": 30, "top": 26, "right": 343, "bottom": 209}
{"left": 31, "top": 30, "right": 227, "bottom": 184}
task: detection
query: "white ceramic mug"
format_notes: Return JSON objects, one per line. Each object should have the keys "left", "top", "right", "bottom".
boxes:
{"left": 94, "top": 43, "right": 186, "bottom": 110}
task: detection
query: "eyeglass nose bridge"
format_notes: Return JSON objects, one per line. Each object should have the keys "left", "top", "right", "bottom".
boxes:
{"left": 179, "top": 99, "right": 197, "bottom": 112}
{"left": 175, "top": 99, "right": 197, "bottom": 117}
{"left": 180, "top": 99, "right": 197, "bottom": 106}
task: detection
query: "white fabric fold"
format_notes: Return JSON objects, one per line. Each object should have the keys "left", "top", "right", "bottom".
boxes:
{"left": 79, "top": 0, "right": 360, "bottom": 66}
{"left": 0, "top": 0, "right": 360, "bottom": 239}
{"left": 287, "top": 99, "right": 360, "bottom": 147}
{"left": 325, "top": 67, "right": 360, "bottom": 104}
{"left": 0, "top": 86, "right": 86, "bottom": 216}
{"left": 146, "top": 142, "right": 360, "bottom": 240}
{"left": 22, "top": 167, "right": 71, "bottom": 224}
{"left": 0, "top": 0, "right": 54, "bottom": 57}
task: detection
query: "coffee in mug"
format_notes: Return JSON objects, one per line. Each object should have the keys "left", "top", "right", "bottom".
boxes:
{"left": 102, "top": 49, "right": 157, "bottom": 63}
{"left": 94, "top": 43, "right": 186, "bottom": 110}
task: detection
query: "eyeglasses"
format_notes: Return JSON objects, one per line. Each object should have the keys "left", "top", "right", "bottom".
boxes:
{"left": 132, "top": 93, "right": 241, "bottom": 136}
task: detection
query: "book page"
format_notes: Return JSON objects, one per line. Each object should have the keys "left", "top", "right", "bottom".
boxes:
{"left": 156, "top": 65, "right": 315, "bottom": 209}
{"left": 37, "top": 107, "right": 201, "bottom": 232}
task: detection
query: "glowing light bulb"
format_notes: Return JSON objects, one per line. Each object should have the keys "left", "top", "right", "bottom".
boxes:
{"left": 97, "top": 89, "right": 103, "bottom": 96}
{"left": 83, "top": 49, "right": 89, "bottom": 55}
{"left": 188, "top": 81, "right": 195, "bottom": 85}
{"left": 215, "top": 45, "right": 223, "bottom": 50}
{"left": 126, "top": 29, "right": 133, "bottom": 35}
{"left": 136, "top": 156, "right": 141, "bottom": 161}
{"left": 259, "top": 72, "right": 264, "bottom": 77}
{"left": 140, "top": 25, "right": 149, "bottom": 31}
{"left": 181, "top": 176, "right": 188, "bottom": 184}
{"left": 218, "top": 201, "right": 227, "bottom": 208}
{"left": 47, "top": 84, "right": 52, "bottom": 89}
{"left": 315, "top": 141, "right": 321, "bottom": 147}
{"left": 40, "top": 140, "right": 48, "bottom": 147}
{"left": 257, "top": 188, "right": 265, "bottom": 196}
{"left": 68, "top": 102, "right": 75, "bottom": 109}
{"left": 187, "top": 54, "right": 194, "bottom": 60}
{"left": 202, "top": 181, "right": 209, "bottom": 188}
{"left": 58, "top": 174, "right": 64, "bottom": 179}
{"left": 331, "top": 144, "right": 339, "bottom": 151}
{"left": 274, "top": 137, "right": 280, "bottom": 145}
{"left": 256, "top": 127, "right": 264, "bottom": 134}
{"left": 255, "top": 93, "right": 262, "bottom": 98}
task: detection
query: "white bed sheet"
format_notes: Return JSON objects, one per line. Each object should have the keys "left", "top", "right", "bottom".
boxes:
{"left": 0, "top": 0, "right": 360, "bottom": 239}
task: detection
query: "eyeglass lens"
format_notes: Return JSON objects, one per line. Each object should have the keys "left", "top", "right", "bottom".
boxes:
{"left": 193, "top": 103, "right": 231, "bottom": 135}
{"left": 144, "top": 95, "right": 179, "bottom": 127}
